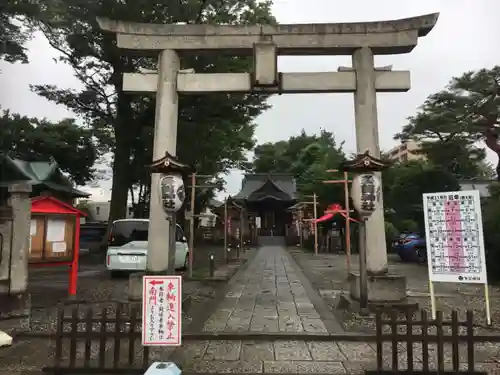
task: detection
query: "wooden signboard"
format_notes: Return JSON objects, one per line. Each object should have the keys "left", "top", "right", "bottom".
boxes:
{"left": 29, "top": 215, "right": 75, "bottom": 262}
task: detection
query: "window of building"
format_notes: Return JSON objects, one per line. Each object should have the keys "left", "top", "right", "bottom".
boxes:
{"left": 96, "top": 206, "right": 100, "bottom": 215}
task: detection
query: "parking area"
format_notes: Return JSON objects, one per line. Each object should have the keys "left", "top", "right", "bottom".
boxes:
{"left": 289, "top": 247, "right": 500, "bottom": 331}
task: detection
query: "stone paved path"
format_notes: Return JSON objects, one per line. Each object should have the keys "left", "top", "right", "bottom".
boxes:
{"left": 172, "top": 340, "right": 500, "bottom": 374}
{"left": 202, "top": 244, "right": 343, "bottom": 333}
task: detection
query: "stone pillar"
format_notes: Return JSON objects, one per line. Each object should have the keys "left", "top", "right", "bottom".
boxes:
{"left": 146, "top": 49, "right": 180, "bottom": 273}
{"left": 8, "top": 183, "right": 32, "bottom": 293}
{"left": 352, "top": 47, "right": 388, "bottom": 275}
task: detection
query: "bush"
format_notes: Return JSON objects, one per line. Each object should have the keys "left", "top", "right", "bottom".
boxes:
{"left": 385, "top": 221, "right": 399, "bottom": 252}
{"left": 483, "top": 183, "right": 500, "bottom": 281}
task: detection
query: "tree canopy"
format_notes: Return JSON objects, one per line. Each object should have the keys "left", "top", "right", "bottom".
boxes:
{"left": 382, "top": 160, "right": 460, "bottom": 231}
{"left": 0, "top": 110, "right": 97, "bottom": 185}
{"left": 24, "top": 0, "right": 275, "bottom": 222}
{"left": 252, "top": 129, "right": 347, "bottom": 212}
{"left": 395, "top": 66, "right": 500, "bottom": 180}
{"left": 1, "top": 0, "right": 38, "bottom": 63}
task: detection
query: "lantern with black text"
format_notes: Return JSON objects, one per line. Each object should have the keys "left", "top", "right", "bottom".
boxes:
{"left": 159, "top": 174, "right": 185, "bottom": 213}
{"left": 351, "top": 173, "right": 381, "bottom": 219}
{"left": 149, "top": 151, "right": 191, "bottom": 214}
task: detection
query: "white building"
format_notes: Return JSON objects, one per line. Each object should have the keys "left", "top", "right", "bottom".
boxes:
{"left": 86, "top": 201, "right": 134, "bottom": 223}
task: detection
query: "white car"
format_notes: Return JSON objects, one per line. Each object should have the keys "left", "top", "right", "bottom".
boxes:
{"left": 106, "top": 219, "right": 189, "bottom": 277}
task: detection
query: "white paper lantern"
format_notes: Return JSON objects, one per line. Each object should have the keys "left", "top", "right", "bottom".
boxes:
{"left": 159, "top": 174, "right": 185, "bottom": 213}
{"left": 145, "top": 362, "right": 181, "bottom": 375}
{"left": 351, "top": 173, "right": 381, "bottom": 219}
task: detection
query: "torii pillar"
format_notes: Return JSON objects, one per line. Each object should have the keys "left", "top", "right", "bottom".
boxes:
{"left": 98, "top": 13, "right": 439, "bottom": 300}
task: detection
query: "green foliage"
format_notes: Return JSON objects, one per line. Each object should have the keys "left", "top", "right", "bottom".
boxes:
{"left": 482, "top": 182, "right": 500, "bottom": 280}
{"left": 395, "top": 66, "right": 500, "bottom": 180}
{"left": 0, "top": 0, "right": 39, "bottom": 63}
{"left": 383, "top": 160, "right": 460, "bottom": 231}
{"left": 0, "top": 110, "right": 97, "bottom": 185}
{"left": 384, "top": 221, "right": 399, "bottom": 251}
{"left": 252, "top": 129, "right": 347, "bottom": 212}
{"left": 24, "top": 0, "right": 275, "bottom": 220}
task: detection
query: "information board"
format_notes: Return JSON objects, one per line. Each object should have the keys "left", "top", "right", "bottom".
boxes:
{"left": 142, "top": 275, "right": 182, "bottom": 346}
{"left": 422, "top": 190, "right": 487, "bottom": 284}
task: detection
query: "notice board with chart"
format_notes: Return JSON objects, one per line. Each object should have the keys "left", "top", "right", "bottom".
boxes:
{"left": 422, "top": 190, "right": 491, "bottom": 325}
{"left": 423, "top": 190, "right": 487, "bottom": 284}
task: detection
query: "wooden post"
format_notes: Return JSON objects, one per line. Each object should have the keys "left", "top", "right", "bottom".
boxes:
{"left": 343, "top": 171, "right": 351, "bottom": 273}
{"left": 223, "top": 199, "right": 228, "bottom": 264}
{"left": 324, "top": 170, "right": 352, "bottom": 274}
{"left": 188, "top": 173, "right": 196, "bottom": 277}
{"left": 298, "top": 206, "right": 303, "bottom": 247}
{"left": 313, "top": 193, "right": 318, "bottom": 256}
{"left": 239, "top": 206, "right": 244, "bottom": 253}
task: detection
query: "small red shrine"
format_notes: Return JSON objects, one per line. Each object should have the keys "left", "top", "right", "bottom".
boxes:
{"left": 29, "top": 196, "right": 87, "bottom": 296}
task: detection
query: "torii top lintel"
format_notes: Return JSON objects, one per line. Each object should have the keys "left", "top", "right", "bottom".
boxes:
{"left": 96, "top": 13, "right": 439, "bottom": 56}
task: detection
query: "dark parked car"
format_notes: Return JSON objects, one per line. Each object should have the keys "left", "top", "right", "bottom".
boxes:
{"left": 79, "top": 223, "right": 107, "bottom": 254}
{"left": 392, "top": 232, "right": 427, "bottom": 263}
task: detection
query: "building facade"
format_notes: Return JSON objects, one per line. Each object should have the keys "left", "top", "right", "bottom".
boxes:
{"left": 233, "top": 174, "right": 297, "bottom": 237}
{"left": 386, "top": 140, "right": 424, "bottom": 163}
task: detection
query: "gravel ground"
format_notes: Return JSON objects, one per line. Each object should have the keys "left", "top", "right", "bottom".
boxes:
{"left": 0, "top": 244, "right": 231, "bottom": 372}
{"left": 288, "top": 247, "right": 500, "bottom": 334}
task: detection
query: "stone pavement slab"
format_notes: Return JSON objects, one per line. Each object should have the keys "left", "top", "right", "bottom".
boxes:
{"left": 175, "top": 339, "right": 500, "bottom": 374}
{"left": 202, "top": 244, "right": 343, "bottom": 334}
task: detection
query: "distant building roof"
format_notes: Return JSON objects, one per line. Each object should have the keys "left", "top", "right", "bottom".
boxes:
{"left": 233, "top": 173, "right": 297, "bottom": 202}
{"left": 0, "top": 154, "right": 90, "bottom": 198}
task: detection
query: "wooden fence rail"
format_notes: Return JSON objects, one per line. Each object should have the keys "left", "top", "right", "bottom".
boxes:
{"left": 367, "top": 309, "right": 491, "bottom": 375}
{"left": 37, "top": 302, "right": 499, "bottom": 375}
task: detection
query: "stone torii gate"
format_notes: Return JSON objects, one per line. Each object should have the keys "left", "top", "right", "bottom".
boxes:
{"left": 98, "top": 13, "right": 438, "bottom": 301}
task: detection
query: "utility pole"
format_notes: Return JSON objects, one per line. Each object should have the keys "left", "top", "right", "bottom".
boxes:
{"left": 323, "top": 170, "right": 353, "bottom": 273}
{"left": 187, "top": 173, "right": 216, "bottom": 278}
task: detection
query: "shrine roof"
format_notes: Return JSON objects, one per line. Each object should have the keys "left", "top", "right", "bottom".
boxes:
{"left": 233, "top": 174, "right": 297, "bottom": 202}
{"left": 0, "top": 154, "right": 90, "bottom": 198}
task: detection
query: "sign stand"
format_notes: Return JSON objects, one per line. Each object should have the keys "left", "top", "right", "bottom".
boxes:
{"left": 484, "top": 284, "right": 492, "bottom": 325}
{"left": 429, "top": 281, "right": 437, "bottom": 321}
{"left": 423, "top": 190, "right": 492, "bottom": 326}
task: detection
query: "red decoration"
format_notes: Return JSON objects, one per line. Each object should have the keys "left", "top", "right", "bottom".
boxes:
{"left": 312, "top": 202, "right": 361, "bottom": 224}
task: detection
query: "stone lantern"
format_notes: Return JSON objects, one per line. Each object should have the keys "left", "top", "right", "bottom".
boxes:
{"left": 339, "top": 151, "right": 405, "bottom": 311}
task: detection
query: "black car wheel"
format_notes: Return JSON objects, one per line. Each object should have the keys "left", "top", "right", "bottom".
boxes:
{"left": 416, "top": 246, "right": 427, "bottom": 264}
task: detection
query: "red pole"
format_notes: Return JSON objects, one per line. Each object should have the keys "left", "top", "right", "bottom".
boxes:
{"left": 69, "top": 214, "right": 80, "bottom": 297}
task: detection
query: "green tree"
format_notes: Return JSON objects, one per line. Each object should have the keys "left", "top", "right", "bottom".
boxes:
{"left": 252, "top": 129, "right": 347, "bottom": 211}
{"left": 0, "top": 110, "right": 97, "bottom": 185}
{"left": 1, "top": 0, "right": 39, "bottom": 63}
{"left": 395, "top": 66, "right": 500, "bottom": 180}
{"left": 483, "top": 182, "right": 500, "bottom": 280}
{"left": 383, "top": 160, "right": 460, "bottom": 231}
{"left": 27, "top": 0, "right": 275, "bottom": 223}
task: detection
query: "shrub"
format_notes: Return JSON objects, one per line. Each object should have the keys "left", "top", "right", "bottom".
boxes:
{"left": 483, "top": 183, "right": 500, "bottom": 281}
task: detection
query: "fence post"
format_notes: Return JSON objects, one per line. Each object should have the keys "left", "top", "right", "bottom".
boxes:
{"left": 209, "top": 253, "right": 215, "bottom": 277}
{"left": 466, "top": 310, "right": 475, "bottom": 373}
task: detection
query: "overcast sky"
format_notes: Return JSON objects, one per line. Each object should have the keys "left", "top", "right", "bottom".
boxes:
{"left": 1, "top": 0, "right": 499, "bottom": 202}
